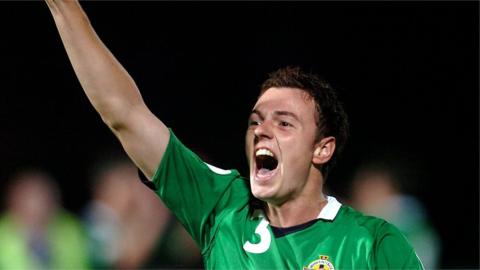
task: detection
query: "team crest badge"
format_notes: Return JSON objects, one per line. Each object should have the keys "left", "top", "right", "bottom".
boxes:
{"left": 303, "top": 255, "right": 335, "bottom": 270}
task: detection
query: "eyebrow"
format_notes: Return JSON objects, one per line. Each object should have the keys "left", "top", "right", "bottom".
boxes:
{"left": 250, "top": 109, "right": 300, "bottom": 122}
{"left": 250, "top": 109, "right": 263, "bottom": 118}
{"left": 274, "top": 111, "right": 300, "bottom": 122}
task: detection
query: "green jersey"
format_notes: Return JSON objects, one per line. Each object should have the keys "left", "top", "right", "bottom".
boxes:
{"left": 149, "top": 130, "right": 424, "bottom": 270}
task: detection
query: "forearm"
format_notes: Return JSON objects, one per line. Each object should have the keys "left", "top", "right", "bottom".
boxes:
{"left": 47, "top": 0, "right": 144, "bottom": 129}
{"left": 46, "top": 0, "right": 169, "bottom": 179}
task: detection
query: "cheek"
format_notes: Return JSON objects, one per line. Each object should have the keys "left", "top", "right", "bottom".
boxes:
{"left": 283, "top": 142, "right": 313, "bottom": 171}
{"left": 245, "top": 132, "right": 254, "bottom": 163}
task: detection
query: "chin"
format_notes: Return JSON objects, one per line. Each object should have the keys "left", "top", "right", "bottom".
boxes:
{"left": 251, "top": 185, "right": 276, "bottom": 202}
{"left": 250, "top": 172, "right": 281, "bottom": 202}
{"left": 251, "top": 185, "right": 266, "bottom": 199}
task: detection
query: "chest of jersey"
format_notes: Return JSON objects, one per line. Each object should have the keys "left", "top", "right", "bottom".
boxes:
{"left": 205, "top": 208, "right": 373, "bottom": 270}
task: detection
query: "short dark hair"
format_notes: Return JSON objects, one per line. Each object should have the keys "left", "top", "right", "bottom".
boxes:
{"left": 260, "top": 66, "right": 349, "bottom": 179}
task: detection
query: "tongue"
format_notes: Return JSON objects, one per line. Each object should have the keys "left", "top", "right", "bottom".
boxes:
{"left": 258, "top": 168, "right": 272, "bottom": 175}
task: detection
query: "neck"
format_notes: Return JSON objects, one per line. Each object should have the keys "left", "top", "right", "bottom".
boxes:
{"left": 265, "top": 192, "right": 328, "bottom": 228}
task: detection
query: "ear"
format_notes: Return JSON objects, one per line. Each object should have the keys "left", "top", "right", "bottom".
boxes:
{"left": 312, "top": 136, "right": 336, "bottom": 165}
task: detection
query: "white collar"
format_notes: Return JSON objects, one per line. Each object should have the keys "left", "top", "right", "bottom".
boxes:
{"left": 316, "top": 196, "right": 342, "bottom": 220}
{"left": 251, "top": 196, "right": 342, "bottom": 221}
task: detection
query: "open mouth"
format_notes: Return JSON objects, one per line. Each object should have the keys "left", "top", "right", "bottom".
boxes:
{"left": 255, "top": 148, "right": 279, "bottom": 181}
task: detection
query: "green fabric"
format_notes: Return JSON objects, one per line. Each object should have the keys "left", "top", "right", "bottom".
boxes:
{"left": 153, "top": 129, "right": 424, "bottom": 269}
{"left": 0, "top": 211, "right": 90, "bottom": 269}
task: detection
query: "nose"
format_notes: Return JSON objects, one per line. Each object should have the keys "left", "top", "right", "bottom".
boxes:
{"left": 254, "top": 120, "right": 273, "bottom": 141}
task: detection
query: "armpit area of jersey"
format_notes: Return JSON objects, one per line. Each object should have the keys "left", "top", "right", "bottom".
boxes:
{"left": 137, "top": 169, "right": 157, "bottom": 191}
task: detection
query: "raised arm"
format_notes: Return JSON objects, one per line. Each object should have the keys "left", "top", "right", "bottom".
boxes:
{"left": 45, "top": 0, "right": 169, "bottom": 179}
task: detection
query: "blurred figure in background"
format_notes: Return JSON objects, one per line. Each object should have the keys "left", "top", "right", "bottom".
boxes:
{"left": 349, "top": 160, "right": 441, "bottom": 269}
{"left": 84, "top": 154, "right": 202, "bottom": 269}
{"left": 0, "top": 168, "right": 89, "bottom": 269}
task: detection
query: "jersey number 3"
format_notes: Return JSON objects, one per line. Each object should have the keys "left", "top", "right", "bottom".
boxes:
{"left": 243, "top": 218, "right": 271, "bottom": 254}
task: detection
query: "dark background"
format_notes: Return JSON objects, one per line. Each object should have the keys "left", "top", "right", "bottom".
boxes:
{"left": 1, "top": 1, "right": 478, "bottom": 268}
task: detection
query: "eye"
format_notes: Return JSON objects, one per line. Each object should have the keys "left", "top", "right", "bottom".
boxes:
{"left": 279, "top": 121, "right": 292, "bottom": 127}
{"left": 249, "top": 120, "right": 260, "bottom": 126}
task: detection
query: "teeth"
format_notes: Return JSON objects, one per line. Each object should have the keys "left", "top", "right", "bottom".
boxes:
{"left": 255, "top": 148, "right": 274, "bottom": 157}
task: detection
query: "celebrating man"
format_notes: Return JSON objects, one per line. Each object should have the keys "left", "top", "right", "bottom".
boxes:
{"left": 46, "top": 1, "right": 424, "bottom": 269}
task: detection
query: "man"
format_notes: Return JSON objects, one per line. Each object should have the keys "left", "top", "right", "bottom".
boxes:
{"left": 0, "top": 169, "right": 89, "bottom": 269}
{"left": 45, "top": 0, "right": 424, "bottom": 269}
{"left": 349, "top": 160, "right": 441, "bottom": 269}
{"left": 84, "top": 155, "right": 202, "bottom": 269}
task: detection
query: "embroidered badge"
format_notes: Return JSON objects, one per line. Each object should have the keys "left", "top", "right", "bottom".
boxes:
{"left": 303, "top": 255, "right": 335, "bottom": 270}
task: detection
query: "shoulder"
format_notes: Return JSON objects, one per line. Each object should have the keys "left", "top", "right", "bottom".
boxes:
{"left": 338, "top": 206, "right": 423, "bottom": 268}
{"left": 0, "top": 215, "right": 14, "bottom": 231}
{"left": 336, "top": 205, "right": 412, "bottom": 246}
{"left": 51, "top": 209, "right": 86, "bottom": 231}
{"left": 337, "top": 205, "right": 390, "bottom": 237}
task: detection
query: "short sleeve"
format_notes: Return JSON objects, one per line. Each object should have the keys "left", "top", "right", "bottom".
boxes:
{"left": 150, "top": 129, "right": 249, "bottom": 252}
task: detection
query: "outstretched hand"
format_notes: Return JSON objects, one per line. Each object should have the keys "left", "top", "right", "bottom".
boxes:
{"left": 43, "top": 0, "right": 170, "bottom": 180}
